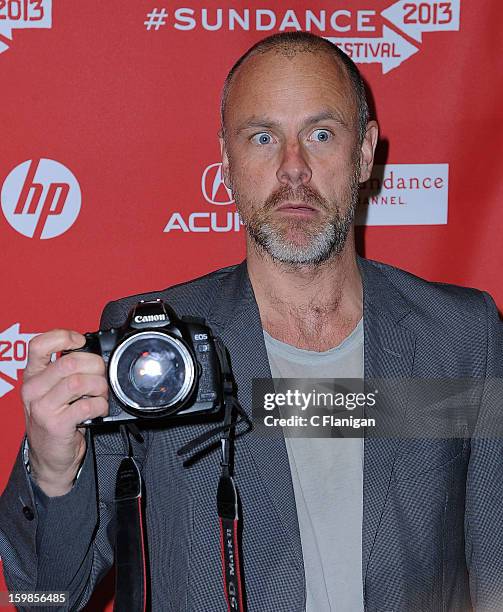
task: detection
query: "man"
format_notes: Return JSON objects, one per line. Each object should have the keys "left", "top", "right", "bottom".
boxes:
{"left": 1, "top": 32, "right": 502, "bottom": 611}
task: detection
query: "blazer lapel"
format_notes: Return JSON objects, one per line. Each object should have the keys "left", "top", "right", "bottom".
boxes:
{"left": 358, "top": 258, "right": 417, "bottom": 585}
{"left": 206, "top": 261, "right": 304, "bottom": 571}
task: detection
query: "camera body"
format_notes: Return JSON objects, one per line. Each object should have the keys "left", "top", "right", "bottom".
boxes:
{"left": 72, "top": 299, "right": 223, "bottom": 425}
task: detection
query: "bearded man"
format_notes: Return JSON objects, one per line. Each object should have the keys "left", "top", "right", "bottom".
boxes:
{"left": 1, "top": 32, "right": 502, "bottom": 612}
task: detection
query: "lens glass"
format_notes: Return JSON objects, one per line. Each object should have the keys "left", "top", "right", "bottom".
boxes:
{"left": 111, "top": 333, "right": 194, "bottom": 411}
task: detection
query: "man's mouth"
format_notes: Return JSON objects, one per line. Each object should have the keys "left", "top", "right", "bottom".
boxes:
{"left": 276, "top": 201, "right": 318, "bottom": 214}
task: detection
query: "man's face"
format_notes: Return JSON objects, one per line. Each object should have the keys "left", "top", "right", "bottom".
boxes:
{"left": 220, "top": 50, "right": 377, "bottom": 266}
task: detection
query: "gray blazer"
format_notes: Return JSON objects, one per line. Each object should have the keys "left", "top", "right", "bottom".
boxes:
{"left": 1, "top": 257, "right": 502, "bottom": 611}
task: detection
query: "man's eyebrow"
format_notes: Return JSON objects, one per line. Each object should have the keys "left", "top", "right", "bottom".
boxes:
{"left": 303, "top": 110, "right": 349, "bottom": 128}
{"left": 234, "top": 117, "right": 279, "bottom": 133}
{"left": 234, "top": 109, "right": 349, "bottom": 134}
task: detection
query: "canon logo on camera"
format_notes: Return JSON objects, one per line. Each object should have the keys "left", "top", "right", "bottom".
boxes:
{"left": 134, "top": 314, "right": 167, "bottom": 323}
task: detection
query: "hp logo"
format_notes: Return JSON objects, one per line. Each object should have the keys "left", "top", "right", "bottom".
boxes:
{"left": 1, "top": 158, "right": 81, "bottom": 239}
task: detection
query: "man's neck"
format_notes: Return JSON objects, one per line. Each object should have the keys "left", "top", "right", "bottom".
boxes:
{"left": 247, "top": 232, "right": 363, "bottom": 351}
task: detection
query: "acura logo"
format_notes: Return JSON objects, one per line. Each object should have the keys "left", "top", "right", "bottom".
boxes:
{"left": 201, "top": 163, "right": 234, "bottom": 205}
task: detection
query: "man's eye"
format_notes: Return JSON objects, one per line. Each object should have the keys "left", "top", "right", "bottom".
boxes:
{"left": 310, "top": 129, "right": 332, "bottom": 143}
{"left": 251, "top": 132, "right": 273, "bottom": 145}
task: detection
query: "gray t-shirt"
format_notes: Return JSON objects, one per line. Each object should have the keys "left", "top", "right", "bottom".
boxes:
{"left": 263, "top": 319, "right": 364, "bottom": 612}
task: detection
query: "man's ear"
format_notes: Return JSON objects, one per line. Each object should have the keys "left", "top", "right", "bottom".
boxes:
{"left": 358, "top": 120, "right": 379, "bottom": 183}
{"left": 219, "top": 132, "right": 232, "bottom": 189}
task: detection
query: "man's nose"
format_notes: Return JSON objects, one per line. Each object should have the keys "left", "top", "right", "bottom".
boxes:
{"left": 276, "top": 143, "right": 312, "bottom": 187}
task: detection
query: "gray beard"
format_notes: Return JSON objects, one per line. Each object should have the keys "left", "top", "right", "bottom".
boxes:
{"left": 249, "top": 217, "right": 348, "bottom": 265}
{"left": 241, "top": 180, "right": 359, "bottom": 266}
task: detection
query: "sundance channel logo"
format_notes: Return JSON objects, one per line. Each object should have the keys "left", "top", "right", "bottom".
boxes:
{"left": 162, "top": 162, "right": 448, "bottom": 233}
{"left": 144, "top": 0, "right": 461, "bottom": 74}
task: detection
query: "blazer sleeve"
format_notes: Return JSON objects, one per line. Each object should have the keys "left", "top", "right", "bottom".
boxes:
{"left": 465, "top": 292, "right": 503, "bottom": 611}
{"left": 0, "top": 299, "right": 149, "bottom": 610}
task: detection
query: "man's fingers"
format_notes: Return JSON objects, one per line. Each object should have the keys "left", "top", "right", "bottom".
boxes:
{"left": 22, "top": 352, "right": 106, "bottom": 405}
{"left": 42, "top": 396, "right": 109, "bottom": 433}
{"left": 24, "top": 329, "right": 86, "bottom": 378}
{"left": 67, "top": 396, "right": 109, "bottom": 426}
{"left": 29, "top": 374, "right": 109, "bottom": 425}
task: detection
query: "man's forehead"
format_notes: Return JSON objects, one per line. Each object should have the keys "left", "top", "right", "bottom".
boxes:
{"left": 233, "top": 48, "right": 348, "bottom": 88}
{"left": 224, "top": 49, "right": 356, "bottom": 125}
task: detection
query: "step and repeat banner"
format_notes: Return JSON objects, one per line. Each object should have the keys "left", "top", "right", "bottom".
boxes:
{"left": 1, "top": 1, "right": 501, "bottom": 609}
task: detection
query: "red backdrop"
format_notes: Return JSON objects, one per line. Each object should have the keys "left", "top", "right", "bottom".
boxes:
{"left": 1, "top": 1, "right": 501, "bottom": 609}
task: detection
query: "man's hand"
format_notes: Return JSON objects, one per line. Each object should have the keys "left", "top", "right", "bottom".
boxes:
{"left": 21, "top": 330, "right": 109, "bottom": 497}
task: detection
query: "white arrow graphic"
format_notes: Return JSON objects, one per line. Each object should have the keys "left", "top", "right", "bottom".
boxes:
{"left": 0, "top": 40, "right": 8, "bottom": 54}
{"left": 0, "top": 324, "right": 38, "bottom": 381}
{"left": 0, "top": 21, "right": 14, "bottom": 40}
{"left": 382, "top": 0, "right": 460, "bottom": 43}
{"left": 0, "top": 0, "right": 52, "bottom": 40}
{"left": 0, "top": 377, "right": 14, "bottom": 399}
{"left": 326, "top": 26, "right": 419, "bottom": 75}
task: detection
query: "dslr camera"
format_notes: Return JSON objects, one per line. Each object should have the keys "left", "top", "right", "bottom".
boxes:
{"left": 68, "top": 299, "right": 226, "bottom": 425}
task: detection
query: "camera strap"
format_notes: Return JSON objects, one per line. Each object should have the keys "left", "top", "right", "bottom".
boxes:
{"left": 113, "top": 338, "right": 251, "bottom": 612}
{"left": 178, "top": 338, "right": 250, "bottom": 611}
{"left": 217, "top": 399, "right": 246, "bottom": 612}
{"left": 214, "top": 338, "right": 247, "bottom": 611}
{"left": 176, "top": 401, "right": 249, "bottom": 612}
{"left": 114, "top": 425, "right": 147, "bottom": 612}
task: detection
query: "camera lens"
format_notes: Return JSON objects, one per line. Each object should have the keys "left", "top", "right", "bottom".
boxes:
{"left": 109, "top": 331, "right": 195, "bottom": 415}
{"left": 129, "top": 349, "right": 183, "bottom": 394}
{"left": 130, "top": 351, "right": 166, "bottom": 392}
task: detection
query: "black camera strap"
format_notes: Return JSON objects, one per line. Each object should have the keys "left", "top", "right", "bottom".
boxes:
{"left": 114, "top": 425, "right": 147, "bottom": 612}
{"left": 216, "top": 399, "right": 246, "bottom": 612}
{"left": 176, "top": 398, "right": 250, "bottom": 612}
{"left": 178, "top": 338, "right": 250, "bottom": 611}
{"left": 113, "top": 339, "right": 251, "bottom": 612}
{"left": 215, "top": 343, "right": 248, "bottom": 612}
